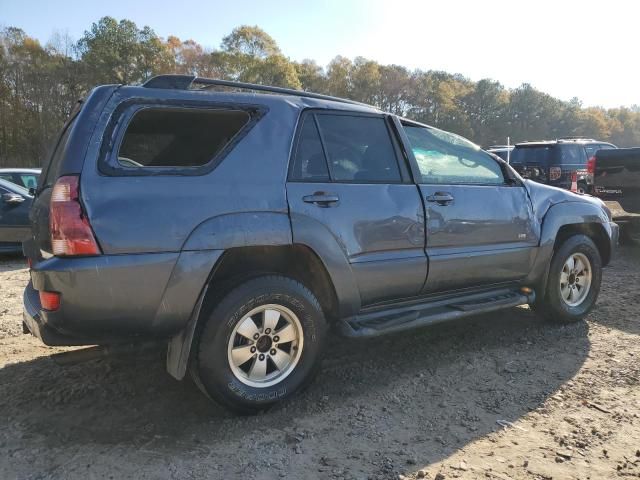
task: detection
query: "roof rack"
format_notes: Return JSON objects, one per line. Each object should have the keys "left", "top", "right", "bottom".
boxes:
{"left": 557, "top": 137, "right": 597, "bottom": 142}
{"left": 142, "top": 74, "right": 370, "bottom": 107}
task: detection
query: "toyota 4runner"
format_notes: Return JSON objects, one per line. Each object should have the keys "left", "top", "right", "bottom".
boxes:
{"left": 22, "top": 75, "right": 618, "bottom": 413}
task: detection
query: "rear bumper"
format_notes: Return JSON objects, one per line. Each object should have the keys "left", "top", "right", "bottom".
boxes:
{"left": 23, "top": 250, "right": 222, "bottom": 346}
{"left": 23, "top": 281, "right": 96, "bottom": 346}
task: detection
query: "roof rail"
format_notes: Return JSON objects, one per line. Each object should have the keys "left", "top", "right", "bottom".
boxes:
{"left": 142, "top": 74, "right": 370, "bottom": 107}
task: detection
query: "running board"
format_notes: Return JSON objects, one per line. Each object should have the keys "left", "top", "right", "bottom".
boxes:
{"left": 339, "top": 287, "right": 535, "bottom": 338}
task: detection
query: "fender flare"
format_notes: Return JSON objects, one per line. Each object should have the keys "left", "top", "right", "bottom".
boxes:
{"left": 524, "top": 200, "right": 612, "bottom": 295}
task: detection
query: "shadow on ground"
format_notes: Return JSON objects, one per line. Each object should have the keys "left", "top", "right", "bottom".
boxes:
{"left": 0, "top": 253, "right": 26, "bottom": 272}
{"left": 590, "top": 244, "right": 640, "bottom": 336}
{"left": 0, "top": 305, "right": 590, "bottom": 479}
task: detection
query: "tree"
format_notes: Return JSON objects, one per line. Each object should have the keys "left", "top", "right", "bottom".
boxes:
{"left": 294, "top": 59, "right": 326, "bottom": 93}
{"left": 3, "top": 19, "right": 640, "bottom": 169}
{"left": 77, "top": 17, "right": 173, "bottom": 85}
{"left": 220, "top": 26, "right": 280, "bottom": 59}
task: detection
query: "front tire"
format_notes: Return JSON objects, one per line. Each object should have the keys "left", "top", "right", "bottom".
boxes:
{"left": 191, "top": 275, "right": 327, "bottom": 414}
{"left": 534, "top": 234, "right": 602, "bottom": 323}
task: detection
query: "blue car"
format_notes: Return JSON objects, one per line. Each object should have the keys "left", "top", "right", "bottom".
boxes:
{"left": 0, "top": 178, "right": 33, "bottom": 254}
{"left": 0, "top": 168, "right": 41, "bottom": 190}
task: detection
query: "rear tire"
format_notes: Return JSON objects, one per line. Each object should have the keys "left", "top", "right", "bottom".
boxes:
{"left": 191, "top": 275, "right": 327, "bottom": 414}
{"left": 533, "top": 234, "right": 602, "bottom": 323}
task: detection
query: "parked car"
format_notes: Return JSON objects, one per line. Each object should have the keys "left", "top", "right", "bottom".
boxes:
{"left": 586, "top": 147, "right": 640, "bottom": 243}
{"left": 486, "top": 145, "right": 513, "bottom": 162}
{"left": 22, "top": 75, "right": 618, "bottom": 413}
{"left": 509, "top": 138, "right": 616, "bottom": 193}
{"left": 0, "top": 178, "right": 33, "bottom": 253}
{"left": 0, "top": 168, "right": 41, "bottom": 190}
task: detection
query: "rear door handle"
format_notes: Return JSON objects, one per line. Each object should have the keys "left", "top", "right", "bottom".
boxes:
{"left": 426, "top": 192, "right": 454, "bottom": 205}
{"left": 303, "top": 193, "right": 340, "bottom": 207}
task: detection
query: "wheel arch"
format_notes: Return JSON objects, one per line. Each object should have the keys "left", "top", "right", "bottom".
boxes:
{"left": 167, "top": 243, "right": 345, "bottom": 380}
{"left": 526, "top": 201, "right": 613, "bottom": 302}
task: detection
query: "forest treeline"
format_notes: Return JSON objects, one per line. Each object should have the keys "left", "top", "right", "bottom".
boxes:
{"left": 1, "top": 17, "right": 639, "bottom": 167}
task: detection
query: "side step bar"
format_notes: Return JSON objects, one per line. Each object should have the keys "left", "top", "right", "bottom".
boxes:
{"left": 339, "top": 287, "right": 535, "bottom": 338}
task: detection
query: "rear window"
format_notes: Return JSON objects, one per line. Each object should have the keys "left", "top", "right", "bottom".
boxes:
{"left": 42, "top": 115, "right": 77, "bottom": 188}
{"left": 42, "top": 101, "right": 82, "bottom": 188}
{"left": 558, "top": 144, "right": 587, "bottom": 165}
{"left": 510, "top": 145, "right": 557, "bottom": 165}
{"left": 118, "top": 108, "right": 250, "bottom": 168}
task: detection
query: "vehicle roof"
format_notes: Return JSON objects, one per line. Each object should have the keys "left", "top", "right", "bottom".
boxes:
{"left": 0, "top": 168, "right": 41, "bottom": 173}
{"left": 515, "top": 139, "right": 614, "bottom": 147}
{"left": 0, "top": 177, "right": 31, "bottom": 195}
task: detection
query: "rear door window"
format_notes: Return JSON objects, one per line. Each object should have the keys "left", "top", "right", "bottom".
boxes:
{"left": 314, "top": 114, "right": 402, "bottom": 183}
{"left": 118, "top": 108, "right": 250, "bottom": 168}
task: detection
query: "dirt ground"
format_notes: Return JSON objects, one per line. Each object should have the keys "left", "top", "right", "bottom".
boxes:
{"left": 1, "top": 248, "right": 639, "bottom": 480}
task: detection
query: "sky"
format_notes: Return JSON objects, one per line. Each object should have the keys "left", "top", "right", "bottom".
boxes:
{"left": 1, "top": 0, "right": 639, "bottom": 108}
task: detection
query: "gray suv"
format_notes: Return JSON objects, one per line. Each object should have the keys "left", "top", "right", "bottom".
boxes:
{"left": 22, "top": 75, "right": 618, "bottom": 413}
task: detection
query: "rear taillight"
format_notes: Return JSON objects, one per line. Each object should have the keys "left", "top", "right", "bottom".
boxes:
{"left": 50, "top": 176, "right": 100, "bottom": 256}
{"left": 39, "top": 291, "right": 61, "bottom": 311}
{"left": 586, "top": 156, "right": 596, "bottom": 185}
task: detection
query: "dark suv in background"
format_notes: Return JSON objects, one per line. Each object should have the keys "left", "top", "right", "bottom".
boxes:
{"left": 510, "top": 138, "right": 616, "bottom": 193}
{"left": 22, "top": 75, "right": 618, "bottom": 413}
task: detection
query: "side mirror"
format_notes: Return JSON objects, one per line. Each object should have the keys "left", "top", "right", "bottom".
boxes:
{"left": 2, "top": 193, "right": 25, "bottom": 204}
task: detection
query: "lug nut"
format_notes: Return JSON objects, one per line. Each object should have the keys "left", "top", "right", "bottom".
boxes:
{"left": 265, "top": 328, "right": 272, "bottom": 334}
{"left": 273, "top": 336, "right": 279, "bottom": 342}
{"left": 250, "top": 346, "right": 256, "bottom": 353}
{"left": 259, "top": 354, "right": 265, "bottom": 361}
{"left": 253, "top": 333, "right": 260, "bottom": 340}
{"left": 270, "top": 348, "right": 276, "bottom": 355}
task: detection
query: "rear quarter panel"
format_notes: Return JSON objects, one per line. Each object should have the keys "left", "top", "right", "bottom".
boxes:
{"left": 80, "top": 89, "right": 300, "bottom": 254}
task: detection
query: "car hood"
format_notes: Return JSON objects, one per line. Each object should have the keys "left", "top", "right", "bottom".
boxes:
{"left": 524, "top": 180, "right": 610, "bottom": 222}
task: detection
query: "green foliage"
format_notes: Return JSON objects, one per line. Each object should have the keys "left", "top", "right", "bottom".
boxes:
{"left": 220, "top": 26, "right": 280, "bottom": 59}
{"left": 1, "top": 18, "right": 640, "bottom": 168}
{"left": 76, "top": 17, "right": 173, "bottom": 85}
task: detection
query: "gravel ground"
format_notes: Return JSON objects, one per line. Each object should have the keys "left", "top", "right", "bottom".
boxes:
{"left": 0, "top": 248, "right": 639, "bottom": 480}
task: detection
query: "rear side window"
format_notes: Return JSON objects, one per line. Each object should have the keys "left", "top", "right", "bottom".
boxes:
{"left": 118, "top": 108, "right": 250, "bottom": 168}
{"left": 290, "top": 116, "right": 330, "bottom": 181}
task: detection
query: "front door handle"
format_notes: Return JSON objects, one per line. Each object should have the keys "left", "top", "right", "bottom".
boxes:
{"left": 426, "top": 192, "right": 454, "bottom": 205}
{"left": 303, "top": 192, "right": 340, "bottom": 207}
